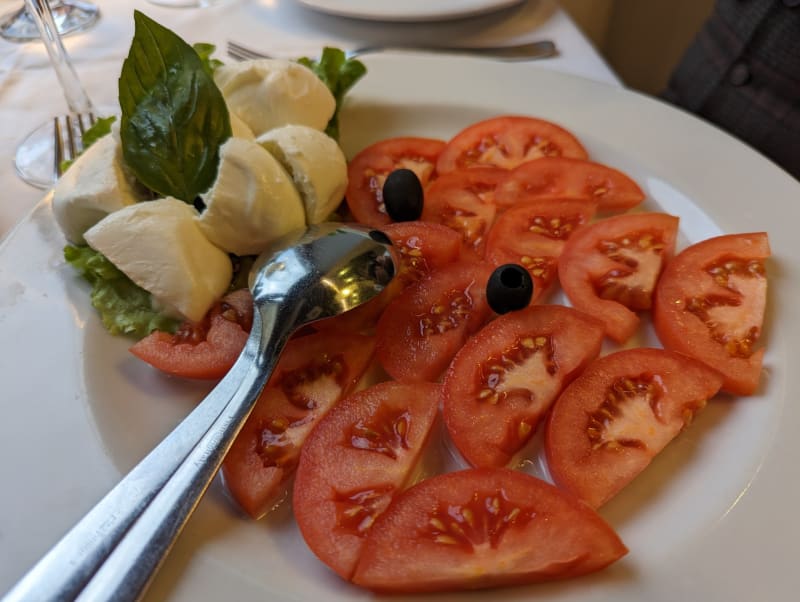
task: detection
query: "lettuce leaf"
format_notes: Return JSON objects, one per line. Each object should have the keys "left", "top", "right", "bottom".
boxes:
{"left": 298, "top": 47, "right": 367, "bottom": 140}
{"left": 193, "top": 42, "right": 224, "bottom": 77}
{"left": 64, "top": 245, "right": 180, "bottom": 339}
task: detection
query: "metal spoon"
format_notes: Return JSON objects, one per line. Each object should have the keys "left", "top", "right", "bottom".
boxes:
{"left": 4, "top": 223, "right": 395, "bottom": 602}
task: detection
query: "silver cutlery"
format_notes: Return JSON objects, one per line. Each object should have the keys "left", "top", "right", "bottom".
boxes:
{"left": 3, "top": 223, "right": 395, "bottom": 602}
{"left": 227, "top": 38, "right": 558, "bottom": 62}
{"left": 54, "top": 111, "right": 96, "bottom": 177}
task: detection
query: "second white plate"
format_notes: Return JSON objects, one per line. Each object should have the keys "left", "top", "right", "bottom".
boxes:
{"left": 295, "top": 0, "right": 525, "bottom": 22}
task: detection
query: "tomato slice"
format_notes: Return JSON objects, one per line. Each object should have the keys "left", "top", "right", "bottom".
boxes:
{"left": 545, "top": 348, "right": 724, "bottom": 508}
{"left": 221, "top": 331, "right": 376, "bottom": 519}
{"left": 435, "top": 115, "right": 588, "bottom": 174}
{"left": 345, "top": 137, "right": 446, "bottom": 227}
{"left": 129, "top": 289, "right": 253, "bottom": 380}
{"left": 653, "top": 232, "right": 769, "bottom": 395}
{"left": 443, "top": 305, "right": 604, "bottom": 468}
{"left": 352, "top": 467, "right": 627, "bottom": 593}
{"left": 494, "top": 157, "right": 645, "bottom": 212}
{"left": 317, "top": 221, "right": 463, "bottom": 334}
{"left": 375, "top": 261, "right": 494, "bottom": 383}
{"left": 558, "top": 212, "right": 679, "bottom": 343}
{"left": 485, "top": 197, "right": 597, "bottom": 303}
{"left": 293, "top": 381, "right": 441, "bottom": 580}
{"left": 421, "top": 168, "right": 506, "bottom": 256}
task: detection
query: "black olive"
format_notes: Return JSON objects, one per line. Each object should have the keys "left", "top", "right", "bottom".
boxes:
{"left": 486, "top": 264, "right": 534, "bottom": 314}
{"left": 382, "top": 168, "right": 423, "bottom": 221}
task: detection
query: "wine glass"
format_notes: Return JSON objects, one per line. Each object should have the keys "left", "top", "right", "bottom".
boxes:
{"left": 0, "top": 0, "right": 99, "bottom": 42}
{"left": 13, "top": 0, "right": 99, "bottom": 189}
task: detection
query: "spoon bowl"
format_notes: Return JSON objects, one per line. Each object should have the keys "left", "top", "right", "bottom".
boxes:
{"left": 4, "top": 223, "right": 395, "bottom": 602}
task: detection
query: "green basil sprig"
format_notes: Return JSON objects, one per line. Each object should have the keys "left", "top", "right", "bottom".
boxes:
{"left": 118, "top": 11, "right": 231, "bottom": 202}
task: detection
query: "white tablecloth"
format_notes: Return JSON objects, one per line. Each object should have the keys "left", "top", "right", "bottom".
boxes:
{"left": 0, "top": 0, "right": 620, "bottom": 239}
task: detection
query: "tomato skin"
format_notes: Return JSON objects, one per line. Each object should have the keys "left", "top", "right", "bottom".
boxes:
{"left": 545, "top": 348, "right": 724, "bottom": 509}
{"left": 129, "top": 289, "right": 253, "bottom": 380}
{"left": 443, "top": 305, "right": 605, "bottom": 468}
{"left": 494, "top": 157, "right": 645, "bottom": 212}
{"left": 421, "top": 168, "right": 506, "bottom": 256}
{"left": 653, "top": 232, "right": 770, "bottom": 395}
{"left": 293, "top": 381, "right": 441, "bottom": 580}
{"left": 316, "top": 221, "right": 463, "bottom": 334}
{"left": 221, "top": 331, "right": 375, "bottom": 519}
{"left": 375, "top": 261, "right": 494, "bottom": 383}
{"left": 485, "top": 197, "right": 597, "bottom": 303}
{"left": 352, "top": 467, "right": 627, "bottom": 593}
{"left": 436, "top": 115, "right": 588, "bottom": 174}
{"left": 558, "top": 212, "right": 679, "bottom": 343}
{"left": 345, "top": 137, "right": 446, "bottom": 227}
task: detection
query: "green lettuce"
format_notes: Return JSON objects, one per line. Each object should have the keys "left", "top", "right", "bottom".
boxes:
{"left": 193, "top": 42, "right": 223, "bottom": 77}
{"left": 298, "top": 47, "right": 367, "bottom": 140}
{"left": 64, "top": 245, "right": 180, "bottom": 339}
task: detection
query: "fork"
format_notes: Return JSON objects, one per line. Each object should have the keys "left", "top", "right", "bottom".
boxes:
{"left": 54, "top": 112, "right": 97, "bottom": 177}
{"left": 227, "top": 39, "right": 558, "bottom": 63}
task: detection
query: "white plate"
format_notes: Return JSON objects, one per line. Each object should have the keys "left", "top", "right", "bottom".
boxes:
{"left": 294, "top": 0, "right": 524, "bottom": 22}
{"left": 1, "top": 54, "right": 799, "bottom": 601}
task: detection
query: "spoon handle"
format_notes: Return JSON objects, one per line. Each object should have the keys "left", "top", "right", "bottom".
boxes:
{"left": 76, "top": 304, "right": 292, "bottom": 601}
{"left": 3, "top": 307, "right": 285, "bottom": 602}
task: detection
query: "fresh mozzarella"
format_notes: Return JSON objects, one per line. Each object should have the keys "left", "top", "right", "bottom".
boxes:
{"left": 214, "top": 59, "right": 335, "bottom": 137}
{"left": 257, "top": 125, "right": 347, "bottom": 224}
{"left": 84, "top": 198, "right": 232, "bottom": 322}
{"left": 52, "top": 132, "right": 142, "bottom": 244}
{"left": 197, "top": 137, "right": 306, "bottom": 256}
{"left": 228, "top": 107, "right": 255, "bottom": 140}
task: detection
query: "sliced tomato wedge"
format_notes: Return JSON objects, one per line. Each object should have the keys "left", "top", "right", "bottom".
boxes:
{"left": 345, "top": 137, "right": 446, "bottom": 227}
{"left": 558, "top": 212, "right": 679, "bottom": 343}
{"left": 129, "top": 289, "right": 253, "bottom": 380}
{"left": 375, "top": 261, "right": 494, "bottom": 383}
{"left": 293, "top": 381, "right": 441, "bottom": 580}
{"left": 316, "top": 221, "right": 463, "bottom": 334}
{"left": 443, "top": 305, "right": 604, "bottom": 468}
{"left": 485, "top": 197, "right": 597, "bottom": 303}
{"left": 494, "top": 157, "right": 645, "bottom": 212}
{"left": 436, "top": 115, "right": 588, "bottom": 174}
{"left": 421, "top": 167, "right": 506, "bottom": 256}
{"left": 545, "top": 348, "right": 724, "bottom": 508}
{"left": 653, "top": 232, "right": 770, "bottom": 395}
{"left": 352, "top": 467, "right": 627, "bottom": 593}
{"left": 221, "top": 331, "right": 375, "bottom": 519}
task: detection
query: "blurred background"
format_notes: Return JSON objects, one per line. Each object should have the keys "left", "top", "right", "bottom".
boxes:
{"left": 560, "top": 0, "right": 713, "bottom": 95}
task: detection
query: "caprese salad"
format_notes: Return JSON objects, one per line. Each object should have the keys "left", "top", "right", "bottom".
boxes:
{"left": 55, "top": 11, "right": 770, "bottom": 596}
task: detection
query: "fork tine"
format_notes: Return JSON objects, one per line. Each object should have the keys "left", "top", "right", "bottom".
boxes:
{"left": 65, "top": 114, "right": 79, "bottom": 159}
{"left": 226, "top": 41, "right": 271, "bottom": 61}
{"left": 54, "top": 116, "right": 65, "bottom": 179}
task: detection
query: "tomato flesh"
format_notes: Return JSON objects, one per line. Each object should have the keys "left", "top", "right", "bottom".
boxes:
{"left": 558, "top": 212, "right": 679, "bottom": 343}
{"left": 443, "top": 305, "right": 605, "bottom": 468}
{"left": 485, "top": 197, "right": 597, "bottom": 303}
{"left": 653, "top": 232, "right": 769, "bottom": 395}
{"left": 494, "top": 157, "right": 645, "bottom": 212}
{"left": 222, "top": 331, "right": 375, "bottom": 519}
{"left": 129, "top": 289, "right": 253, "bottom": 380}
{"left": 545, "top": 348, "right": 724, "bottom": 508}
{"left": 345, "top": 137, "right": 446, "bottom": 227}
{"left": 293, "top": 381, "right": 441, "bottom": 580}
{"left": 375, "top": 261, "right": 494, "bottom": 383}
{"left": 436, "top": 115, "right": 588, "bottom": 174}
{"left": 352, "top": 467, "right": 627, "bottom": 593}
{"left": 421, "top": 167, "right": 506, "bottom": 256}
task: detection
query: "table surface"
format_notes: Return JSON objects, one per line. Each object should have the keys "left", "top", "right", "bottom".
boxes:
{"left": 0, "top": 0, "right": 620, "bottom": 241}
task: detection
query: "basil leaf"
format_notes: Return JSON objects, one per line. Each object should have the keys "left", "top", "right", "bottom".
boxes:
{"left": 298, "top": 47, "right": 367, "bottom": 140}
{"left": 193, "top": 42, "right": 223, "bottom": 77}
{"left": 118, "top": 11, "right": 231, "bottom": 202}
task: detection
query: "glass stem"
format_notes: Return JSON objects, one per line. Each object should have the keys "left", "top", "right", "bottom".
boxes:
{"left": 23, "top": 0, "right": 94, "bottom": 114}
